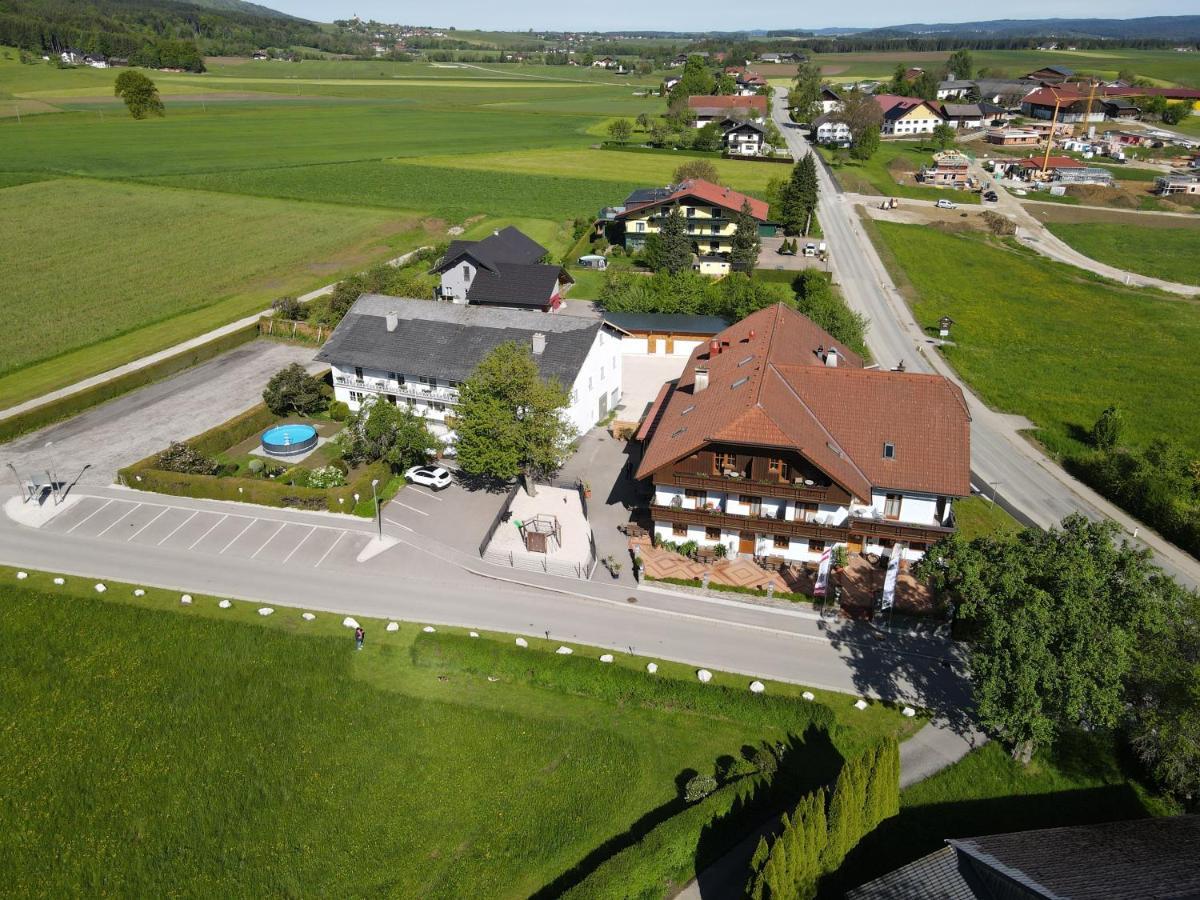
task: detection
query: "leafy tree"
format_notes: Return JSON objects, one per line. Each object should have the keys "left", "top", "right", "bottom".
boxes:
{"left": 1162, "top": 101, "right": 1190, "bottom": 126}
{"left": 911, "top": 69, "right": 939, "bottom": 101}
{"left": 649, "top": 121, "right": 672, "bottom": 146}
{"left": 1091, "top": 404, "right": 1125, "bottom": 450}
{"left": 1141, "top": 94, "right": 1169, "bottom": 118}
{"left": 945, "top": 48, "right": 974, "bottom": 80}
{"left": 673, "top": 158, "right": 721, "bottom": 184}
{"left": 1127, "top": 581, "right": 1200, "bottom": 801}
{"left": 341, "top": 396, "right": 440, "bottom": 469}
{"left": 715, "top": 72, "right": 737, "bottom": 95}
{"left": 113, "top": 69, "right": 163, "bottom": 119}
{"left": 692, "top": 121, "right": 723, "bottom": 152}
{"left": 455, "top": 342, "right": 575, "bottom": 483}
{"left": 931, "top": 121, "right": 956, "bottom": 150}
{"left": 835, "top": 89, "right": 883, "bottom": 146}
{"left": 850, "top": 125, "right": 880, "bottom": 161}
{"left": 607, "top": 117, "right": 633, "bottom": 143}
{"left": 683, "top": 773, "right": 718, "bottom": 802}
{"left": 917, "top": 515, "right": 1162, "bottom": 763}
{"left": 789, "top": 60, "right": 823, "bottom": 123}
{"left": 729, "top": 201, "right": 761, "bottom": 273}
{"left": 271, "top": 296, "right": 305, "bottom": 321}
{"left": 657, "top": 206, "right": 692, "bottom": 274}
{"left": 669, "top": 54, "right": 715, "bottom": 106}
{"left": 262, "top": 363, "right": 325, "bottom": 416}
{"left": 635, "top": 111, "right": 650, "bottom": 130}
{"left": 793, "top": 270, "right": 869, "bottom": 356}
{"left": 638, "top": 232, "right": 665, "bottom": 270}
{"left": 764, "top": 119, "right": 784, "bottom": 152}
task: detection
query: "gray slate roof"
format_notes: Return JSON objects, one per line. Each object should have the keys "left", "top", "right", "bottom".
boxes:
{"left": 850, "top": 815, "right": 1200, "bottom": 900}
{"left": 943, "top": 103, "right": 984, "bottom": 118}
{"left": 433, "top": 225, "right": 547, "bottom": 274}
{"left": 465, "top": 262, "right": 566, "bottom": 308}
{"left": 602, "top": 312, "right": 729, "bottom": 335}
{"left": 316, "top": 295, "right": 602, "bottom": 385}
{"left": 939, "top": 79, "right": 976, "bottom": 91}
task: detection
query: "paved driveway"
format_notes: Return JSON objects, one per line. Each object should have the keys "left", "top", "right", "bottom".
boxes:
{"left": 1, "top": 341, "right": 320, "bottom": 489}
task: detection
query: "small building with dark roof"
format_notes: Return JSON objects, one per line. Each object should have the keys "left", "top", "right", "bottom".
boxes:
{"left": 317, "top": 295, "right": 623, "bottom": 441}
{"left": 430, "top": 225, "right": 573, "bottom": 312}
{"left": 602, "top": 312, "right": 729, "bottom": 357}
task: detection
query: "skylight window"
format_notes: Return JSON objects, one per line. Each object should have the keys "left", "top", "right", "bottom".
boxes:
{"left": 883, "top": 442, "right": 896, "bottom": 459}
{"left": 680, "top": 404, "right": 695, "bottom": 416}
{"left": 671, "top": 427, "right": 688, "bottom": 438}
{"left": 731, "top": 376, "right": 749, "bottom": 390}
{"left": 826, "top": 441, "right": 844, "bottom": 458}
{"left": 737, "top": 355, "right": 754, "bottom": 367}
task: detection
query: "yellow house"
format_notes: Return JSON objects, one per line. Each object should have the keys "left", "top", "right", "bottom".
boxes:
{"left": 616, "top": 178, "right": 773, "bottom": 259}
{"left": 876, "top": 95, "right": 945, "bottom": 136}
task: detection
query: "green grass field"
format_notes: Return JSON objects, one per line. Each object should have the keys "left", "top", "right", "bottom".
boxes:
{"left": 1043, "top": 221, "right": 1200, "bottom": 286}
{"left": 818, "top": 142, "right": 982, "bottom": 204}
{"left": 953, "top": 495, "right": 1023, "bottom": 541}
{"left": 0, "top": 566, "right": 914, "bottom": 896}
{"left": 870, "top": 221, "right": 1200, "bottom": 459}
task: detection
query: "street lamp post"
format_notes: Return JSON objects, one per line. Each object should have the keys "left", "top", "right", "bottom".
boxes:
{"left": 989, "top": 481, "right": 1003, "bottom": 507}
{"left": 371, "top": 478, "right": 381, "bottom": 539}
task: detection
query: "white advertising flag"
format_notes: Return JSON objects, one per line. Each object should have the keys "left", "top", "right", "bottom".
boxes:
{"left": 814, "top": 548, "right": 832, "bottom": 597}
{"left": 881, "top": 549, "right": 901, "bottom": 610}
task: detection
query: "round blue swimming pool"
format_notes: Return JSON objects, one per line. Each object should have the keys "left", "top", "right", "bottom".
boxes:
{"left": 261, "top": 423, "right": 318, "bottom": 456}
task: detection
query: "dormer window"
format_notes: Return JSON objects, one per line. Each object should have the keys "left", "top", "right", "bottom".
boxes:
{"left": 883, "top": 442, "right": 896, "bottom": 459}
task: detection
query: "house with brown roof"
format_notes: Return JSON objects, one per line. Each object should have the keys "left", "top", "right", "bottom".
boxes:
{"left": 615, "top": 179, "right": 775, "bottom": 269}
{"left": 874, "top": 95, "right": 945, "bottom": 136}
{"left": 687, "top": 94, "right": 768, "bottom": 127}
{"left": 635, "top": 305, "right": 970, "bottom": 564}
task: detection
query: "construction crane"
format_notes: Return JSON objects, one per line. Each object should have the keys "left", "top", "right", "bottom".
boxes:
{"left": 1040, "top": 87, "right": 1065, "bottom": 174}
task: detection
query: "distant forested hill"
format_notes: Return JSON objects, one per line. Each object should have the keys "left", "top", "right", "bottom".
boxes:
{"left": 0, "top": 0, "right": 362, "bottom": 65}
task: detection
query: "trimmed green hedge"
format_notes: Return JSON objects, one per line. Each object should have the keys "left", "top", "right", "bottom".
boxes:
{"left": 0, "top": 323, "right": 259, "bottom": 444}
{"left": 119, "top": 401, "right": 388, "bottom": 516}
{"left": 648, "top": 575, "right": 816, "bottom": 606}
{"left": 412, "top": 633, "right": 835, "bottom": 736}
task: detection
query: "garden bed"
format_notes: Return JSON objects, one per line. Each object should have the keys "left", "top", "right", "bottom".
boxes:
{"left": 118, "top": 403, "right": 395, "bottom": 516}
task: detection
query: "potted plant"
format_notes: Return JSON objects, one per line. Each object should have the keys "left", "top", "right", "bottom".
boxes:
{"left": 831, "top": 545, "right": 849, "bottom": 572}
{"left": 582, "top": 480, "right": 592, "bottom": 499}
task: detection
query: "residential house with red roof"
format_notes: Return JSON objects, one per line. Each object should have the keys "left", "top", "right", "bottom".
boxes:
{"left": 873, "top": 94, "right": 945, "bottom": 136}
{"left": 687, "top": 94, "right": 768, "bottom": 127}
{"left": 635, "top": 305, "right": 970, "bottom": 564}
{"left": 615, "top": 179, "right": 775, "bottom": 273}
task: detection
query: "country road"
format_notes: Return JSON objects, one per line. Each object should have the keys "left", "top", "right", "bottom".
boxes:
{"left": 770, "top": 92, "right": 1200, "bottom": 588}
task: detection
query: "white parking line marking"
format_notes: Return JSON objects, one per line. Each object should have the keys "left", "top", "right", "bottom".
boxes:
{"left": 66, "top": 499, "right": 113, "bottom": 534}
{"left": 384, "top": 517, "right": 415, "bottom": 533}
{"left": 313, "top": 531, "right": 345, "bottom": 567}
{"left": 250, "top": 522, "right": 288, "bottom": 559}
{"left": 219, "top": 519, "right": 257, "bottom": 554}
{"left": 157, "top": 510, "right": 198, "bottom": 546}
{"left": 390, "top": 499, "right": 429, "bottom": 517}
{"left": 96, "top": 503, "right": 141, "bottom": 538}
{"left": 127, "top": 507, "right": 169, "bottom": 541}
{"left": 408, "top": 488, "right": 444, "bottom": 502}
{"left": 189, "top": 514, "right": 228, "bottom": 550}
{"left": 281, "top": 526, "right": 317, "bottom": 563}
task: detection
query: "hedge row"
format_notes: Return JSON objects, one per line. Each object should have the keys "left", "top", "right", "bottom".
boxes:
{"left": 411, "top": 633, "right": 836, "bottom": 736}
{"left": 119, "top": 400, "right": 388, "bottom": 516}
{"left": 0, "top": 323, "right": 259, "bottom": 444}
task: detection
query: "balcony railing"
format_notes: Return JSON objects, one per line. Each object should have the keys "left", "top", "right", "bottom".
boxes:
{"left": 652, "top": 503, "right": 956, "bottom": 544}
{"left": 335, "top": 376, "right": 459, "bottom": 404}
{"left": 663, "top": 471, "right": 847, "bottom": 505}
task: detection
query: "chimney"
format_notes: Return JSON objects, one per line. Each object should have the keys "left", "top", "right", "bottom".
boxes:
{"left": 708, "top": 338, "right": 721, "bottom": 357}
{"left": 825, "top": 347, "right": 839, "bottom": 368}
{"left": 694, "top": 367, "right": 709, "bottom": 392}
{"left": 531, "top": 332, "right": 546, "bottom": 355}
{"left": 493, "top": 229, "right": 500, "bottom": 236}
{"left": 386, "top": 314, "right": 398, "bottom": 332}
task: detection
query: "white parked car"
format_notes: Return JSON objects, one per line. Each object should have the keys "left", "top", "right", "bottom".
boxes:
{"left": 405, "top": 465, "right": 452, "bottom": 491}
{"left": 935, "top": 198, "right": 957, "bottom": 209}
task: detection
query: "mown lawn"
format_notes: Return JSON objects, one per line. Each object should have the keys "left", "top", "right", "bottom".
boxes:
{"left": 0, "top": 566, "right": 914, "bottom": 898}
{"left": 953, "top": 495, "right": 1023, "bottom": 541}
{"left": 818, "top": 142, "right": 982, "bottom": 204}
{"left": 0, "top": 178, "right": 428, "bottom": 401}
{"left": 1042, "top": 221, "right": 1200, "bottom": 286}
{"left": 870, "top": 221, "right": 1200, "bottom": 458}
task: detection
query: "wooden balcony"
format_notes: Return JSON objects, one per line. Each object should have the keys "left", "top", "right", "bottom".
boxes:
{"left": 661, "top": 471, "right": 846, "bottom": 505}
{"left": 651, "top": 504, "right": 955, "bottom": 545}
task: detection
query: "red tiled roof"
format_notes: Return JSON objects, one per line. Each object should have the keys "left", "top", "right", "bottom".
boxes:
{"left": 1024, "top": 85, "right": 1200, "bottom": 104}
{"left": 873, "top": 94, "right": 943, "bottom": 121}
{"left": 634, "top": 304, "right": 971, "bottom": 498}
{"left": 617, "top": 178, "right": 769, "bottom": 221}
{"left": 636, "top": 381, "right": 674, "bottom": 442}
{"left": 687, "top": 94, "right": 768, "bottom": 113}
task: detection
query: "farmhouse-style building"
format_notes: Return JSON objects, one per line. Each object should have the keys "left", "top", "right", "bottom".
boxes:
{"left": 317, "top": 296, "right": 622, "bottom": 444}
{"left": 430, "top": 226, "right": 573, "bottom": 312}
{"left": 615, "top": 178, "right": 774, "bottom": 260}
{"left": 687, "top": 94, "right": 768, "bottom": 127}
{"left": 723, "top": 120, "right": 766, "bottom": 156}
{"left": 812, "top": 114, "right": 852, "bottom": 146}
{"left": 635, "top": 304, "right": 970, "bottom": 564}
{"left": 874, "top": 95, "right": 945, "bottom": 136}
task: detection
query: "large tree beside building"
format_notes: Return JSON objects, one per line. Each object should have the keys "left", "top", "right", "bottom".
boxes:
{"left": 779, "top": 153, "right": 819, "bottom": 236}
{"left": 729, "top": 200, "right": 761, "bottom": 272}
{"left": 454, "top": 342, "right": 575, "bottom": 484}
{"left": 917, "top": 515, "right": 1162, "bottom": 764}
{"left": 657, "top": 206, "right": 693, "bottom": 274}
{"left": 669, "top": 55, "right": 715, "bottom": 106}
{"left": 789, "top": 59, "right": 823, "bottom": 123}
{"left": 945, "top": 48, "right": 975, "bottom": 80}
{"left": 834, "top": 89, "right": 883, "bottom": 159}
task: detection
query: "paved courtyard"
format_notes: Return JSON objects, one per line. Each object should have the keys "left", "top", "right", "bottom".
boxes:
{"left": 1, "top": 341, "right": 320, "bottom": 488}
{"left": 620, "top": 355, "right": 688, "bottom": 423}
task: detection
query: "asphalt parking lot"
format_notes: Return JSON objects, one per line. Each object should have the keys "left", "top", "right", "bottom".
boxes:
{"left": 43, "top": 495, "right": 375, "bottom": 570}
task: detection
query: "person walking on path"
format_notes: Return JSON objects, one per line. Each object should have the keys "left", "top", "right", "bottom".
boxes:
{"left": 354, "top": 626, "right": 365, "bottom": 651}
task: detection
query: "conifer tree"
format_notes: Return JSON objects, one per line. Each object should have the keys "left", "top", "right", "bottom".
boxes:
{"left": 658, "top": 206, "right": 692, "bottom": 274}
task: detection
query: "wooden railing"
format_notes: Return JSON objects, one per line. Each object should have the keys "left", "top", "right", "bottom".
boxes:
{"left": 662, "top": 471, "right": 847, "bottom": 505}
{"left": 651, "top": 504, "right": 955, "bottom": 544}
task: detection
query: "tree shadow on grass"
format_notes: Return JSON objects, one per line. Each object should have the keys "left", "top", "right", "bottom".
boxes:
{"left": 532, "top": 726, "right": 840, "bottom": 899}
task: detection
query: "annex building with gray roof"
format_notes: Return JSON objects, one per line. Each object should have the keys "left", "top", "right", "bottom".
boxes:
{"left": 429, "top": 225, "right": 574, "bottom": 312}
{"left": 316, "top": 295, "right": 623, "bottom": 444}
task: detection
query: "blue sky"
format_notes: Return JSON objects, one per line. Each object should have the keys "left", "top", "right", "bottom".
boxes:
{"left": 262, "top": 1, "right": 1193, "bottom": 30}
